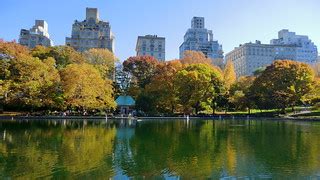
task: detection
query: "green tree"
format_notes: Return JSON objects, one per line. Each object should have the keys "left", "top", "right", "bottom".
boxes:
{"left": 249, "top": 60, "right": 315, "bottom": 112}
{"left": 61, "top": 63, "right": 116, "bottom": 111}
{"left": 253, "top": 66, "right": 266, "bottom": 76}
{"left": 229, "top": 76, "right": 255, "bottom": 112}
{"left": 174, "top": 64, "right": 224, "bottom": 114}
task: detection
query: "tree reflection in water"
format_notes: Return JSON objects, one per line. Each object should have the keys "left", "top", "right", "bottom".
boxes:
{"left": 0, "top": 119, "right": 320, "bottom": 179}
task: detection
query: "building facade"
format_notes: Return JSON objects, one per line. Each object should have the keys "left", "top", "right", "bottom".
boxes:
{"left": 179, "top": 17, "right": 223, "bottom": 59}
{"left": 19, "top": 20, "right": 53, "bottom": 48}
{"left": 226, "top": 30, "right": 318, "bottom": 77}
{"left": 66, "top": 8, "right": 115, "bottom": 52}
{"left": 271, "top": 29, "right": 318, "bottom": 64}
{"left": 225, "top": 41, "right": 297, "bottom": 77}
{"left": 136, "top": 35, "right": 165, "bottom": 61}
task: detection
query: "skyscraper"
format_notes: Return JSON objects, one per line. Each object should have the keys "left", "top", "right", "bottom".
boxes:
{"left": 136, "top": 35, "right": 165, "bottom": 61}
{"left": 66, "top": 8, "right": 115, "bottom": 52}
{"left": 19, "top": 20, "right": 53, "bottom": 48}
{"left": 179, "top": 17, "right": 223, "bottom": 59}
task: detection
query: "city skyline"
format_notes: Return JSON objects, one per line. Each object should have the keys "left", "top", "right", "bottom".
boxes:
{"left": 1, "top": 0, "right": 320, "bottom": 61}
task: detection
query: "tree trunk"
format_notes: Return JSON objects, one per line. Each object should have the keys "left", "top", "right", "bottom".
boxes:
{"left": 171, "top": 104, "right": 175, "bottom": 115}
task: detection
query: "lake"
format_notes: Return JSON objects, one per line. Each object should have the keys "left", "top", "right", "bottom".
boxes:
{"left": 0, "top": 118, "right": 320, "bottom": 179}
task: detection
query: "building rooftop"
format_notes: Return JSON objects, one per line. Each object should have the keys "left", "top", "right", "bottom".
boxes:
{"left": 116, "top": 96, "right": 135, "bottom": 106}
{"left": 138, "top": 35, "right": 165, "bottom": 39}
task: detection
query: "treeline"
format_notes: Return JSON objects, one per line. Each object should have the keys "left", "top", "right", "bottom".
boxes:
{"left": 0, "top": 41, "right": 117, "bottom": 112}
{"left": 1, "top": 40, "right": 320, "bottom": 115}
{"left": 120, "top": 51, "right": 320, "bottom": 115}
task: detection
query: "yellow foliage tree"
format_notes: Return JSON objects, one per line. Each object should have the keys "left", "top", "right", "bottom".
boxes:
{"left": 61, "top": 63, "right": 116, "bottom": 111}
{"left": 5, "top": 55, "right": 60, "bottom": 109}
{"left": 223, "top": 60, "right": 237, "bottom": 89}
{"left": 313, "top": 62, "right": 320, "bottom": 77}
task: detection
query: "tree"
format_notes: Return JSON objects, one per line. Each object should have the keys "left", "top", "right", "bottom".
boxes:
{"left": 0, "top": 40, "right": 29, "bottom": 59}
{"left": 32, "top": 46, "right": 86, "bottom": 69}
{"left": 123, "top": 55, "right": 159, "bottom": 91}
{"left": 253, "top": 66, "right": 266, "bottom": 76}
{"left": 0, "top": 41, "right": 62, "bottom": 110}
{"left": 83, "top": 48, "right": 117, "bottom": 79}
{"left": 229, "top": 76, "right": 255, "bottom": 112}
{"left": 174, "top": 64, "right": 224, "bottom": 114}
{"left": 249, "top": 60, "right": 315, "bottom": 112}
{"left": 313, "top": 62, "right": 320, "bottom": 77}
{"left": 223, "top": 60, "right": 236, "bottom": 89}
{"left": 5, "top": 56, "right": 61, "bottom": 110}
{"left": 180, "top": 50, "right": 212, "bottom": 65}
{"left": 143, "top": 60, "right": 183, "bottom": 114}
{"left": 304, "top": 77, "right": 320, "bottom": 104}
{"left": 61, "top": 63, "right": 116, "bottom": 111}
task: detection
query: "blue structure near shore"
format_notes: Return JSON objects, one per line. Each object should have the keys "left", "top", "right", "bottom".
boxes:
{"left": 115, "top": 96, "right": 135, "bottom": 115}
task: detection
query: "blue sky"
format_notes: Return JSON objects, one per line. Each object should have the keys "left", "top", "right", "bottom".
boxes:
{"left": 1, "top": 0, "right": 319, "bottom": 61}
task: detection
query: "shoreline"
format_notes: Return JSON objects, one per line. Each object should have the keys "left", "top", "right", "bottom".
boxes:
{"left": 1, "top": 115, "right": 320, "bottom": 122}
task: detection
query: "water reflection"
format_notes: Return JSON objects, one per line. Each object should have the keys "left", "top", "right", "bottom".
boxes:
{"left": 0, "top": 119, "right": 320, "bottom": 179}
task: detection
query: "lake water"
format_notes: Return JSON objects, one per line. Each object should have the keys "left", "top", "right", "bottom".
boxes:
{"left": 0, "top": 118, "right": 320, "bottom": 179}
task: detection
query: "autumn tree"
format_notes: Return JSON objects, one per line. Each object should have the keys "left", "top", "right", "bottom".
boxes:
{"left": 0, "top": 40, "right": 29, "bottom": 58}
{"left": 61, "top": 63, "right": 116, "bottom": 111}
{"left": 180, "top": 50, "right": 212, "bottom": 65}
{"left": 223, "top": 60, "right": 236, "bottom": 89}
{"left": 0, "top": 41, "right": 61, "bottom": 110}
{"left": 249, "top": 60, "right": 315, "bottom": 112}
{"left": 83, "top": 48, "right": 117, "bottom": 79}
{"left": 5, "top": 56, "right": 61, "bottom": 110}
{"left": 123, "top": 56, "right": 159, "bottom": 98}
{"left": 304, "top": 77, "right": 320, "bottom": 105}
{"left": 31, "top": 45, "right": 86, "bottom": 68}
{"left": 141, "top": 60, "right": 183, "bottom": 114}
{"left": 313, "top": 62, "right": 320, "bottom": 77}
{"left": 174, "top": 64, "right": 224, "bottom": 114}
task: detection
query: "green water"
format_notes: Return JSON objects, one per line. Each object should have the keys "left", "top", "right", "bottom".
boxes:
{"left": 0, "top": 119, "right": 320, "bottom": 179}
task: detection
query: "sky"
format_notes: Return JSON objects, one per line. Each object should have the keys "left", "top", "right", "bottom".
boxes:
{"left": 1, "top": 0, "right": 319, "bottom": 61}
